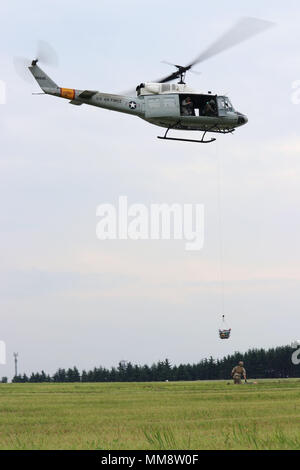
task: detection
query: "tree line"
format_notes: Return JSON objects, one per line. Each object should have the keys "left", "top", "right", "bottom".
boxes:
{"left": 10, "top": 345, "right": 300, "bottom": 383}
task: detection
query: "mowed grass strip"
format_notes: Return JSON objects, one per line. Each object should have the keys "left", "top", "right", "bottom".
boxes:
{"left": 0, "top": 380, "right": 300, "bottom": 450}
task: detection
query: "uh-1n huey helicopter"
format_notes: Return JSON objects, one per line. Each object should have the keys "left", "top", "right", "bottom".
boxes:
{"left": 27, "top": 17, "right": 273, "bottom": 144}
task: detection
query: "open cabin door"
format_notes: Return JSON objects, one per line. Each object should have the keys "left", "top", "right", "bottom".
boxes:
{"left": 145, "top": 95, "right": 180, "bottom": 118}
{"left": 179, "top": 94, "right": 218, "bottom": 117}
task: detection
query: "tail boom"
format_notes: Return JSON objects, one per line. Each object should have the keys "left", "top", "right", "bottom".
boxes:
{"left": 28, "top": 62, "right": 142, "bottom": 116}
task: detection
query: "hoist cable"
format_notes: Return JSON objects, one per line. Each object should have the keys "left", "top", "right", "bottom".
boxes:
{"left": 216, "top": 140, "right": 225, "bottom": 316}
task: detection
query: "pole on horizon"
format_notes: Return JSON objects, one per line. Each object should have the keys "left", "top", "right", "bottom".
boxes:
{"left": 13, "top": 352, "right": 18, "bottom": 377}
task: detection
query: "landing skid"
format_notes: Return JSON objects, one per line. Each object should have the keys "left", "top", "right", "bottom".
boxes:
{"left": 157, "top": 124, "right": 235, "bottom": 144}
{"left": 158, "top": 134, "right": 216, "bottom": 144}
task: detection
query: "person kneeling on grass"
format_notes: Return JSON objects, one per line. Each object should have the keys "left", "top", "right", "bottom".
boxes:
{"left": 231, "top": 361, "right": 247, "bottom": 384}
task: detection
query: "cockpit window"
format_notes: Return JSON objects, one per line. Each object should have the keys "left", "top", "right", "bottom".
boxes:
{"left": 218, "top": 97, "right": 234, "bottom": 112}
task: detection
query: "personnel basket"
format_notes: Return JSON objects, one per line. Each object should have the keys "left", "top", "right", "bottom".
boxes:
{"left": 219, "top": 329, "right": 231, "bottom": 340}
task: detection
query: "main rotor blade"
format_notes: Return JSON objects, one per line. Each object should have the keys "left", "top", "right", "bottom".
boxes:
{"left": 121, "top": 17, "right": 275, "bottom": 93}
{"left": 189, "top": 17, "right": 275, "bottom": 67}
{"left": 158, "top": 71, "right": 183, "bottom": 83}
{"left": 153, "top": 17, "right": 274, "bottom": 84}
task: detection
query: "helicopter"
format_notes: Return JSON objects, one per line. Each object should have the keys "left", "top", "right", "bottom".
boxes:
{"left": 27, "top": 17, "right": 274, "bottom": 144}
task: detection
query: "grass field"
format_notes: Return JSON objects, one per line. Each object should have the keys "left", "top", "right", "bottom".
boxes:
{"left": 0, "top": 379, "right": 300, "bottom": 450}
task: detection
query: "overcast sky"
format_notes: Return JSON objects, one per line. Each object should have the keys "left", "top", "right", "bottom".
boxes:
{"left": 1, "top": 1, "right": 300, "bottom": 379}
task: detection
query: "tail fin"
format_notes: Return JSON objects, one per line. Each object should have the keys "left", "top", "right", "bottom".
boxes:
{"left": 28, "top": 61, "right": 59, "bottom": 92}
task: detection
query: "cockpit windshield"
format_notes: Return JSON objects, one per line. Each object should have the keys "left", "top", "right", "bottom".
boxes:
{"left": 217, "top": 96, "right": 235, "bottom": 112}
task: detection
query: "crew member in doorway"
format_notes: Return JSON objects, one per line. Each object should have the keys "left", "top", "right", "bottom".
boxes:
{"left": 181, "top": 97, "right": 195, "bottom": 116}
{"left": 203, "top": 99, "right": 217, "bottom": 116}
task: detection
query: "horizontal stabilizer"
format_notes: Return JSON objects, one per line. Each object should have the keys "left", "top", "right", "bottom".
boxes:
{"left": 78, "top": 90, "right": 98, "bottom": 99}
{"left": 69, "top": 100, "right": 83, "bottom": 105}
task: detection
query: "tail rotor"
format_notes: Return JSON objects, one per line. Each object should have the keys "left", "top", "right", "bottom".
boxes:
{"left": 13, "top": 41, "right": 58, "bottom": 83}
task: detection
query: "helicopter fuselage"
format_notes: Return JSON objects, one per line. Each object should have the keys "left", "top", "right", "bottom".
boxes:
{"left": 29, "top": 64, "right": 248, "bottom": 138}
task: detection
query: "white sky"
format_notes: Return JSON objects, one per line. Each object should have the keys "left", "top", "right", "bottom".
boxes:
{"left": 1, "top": 1, "right": 300, "bottom": 379}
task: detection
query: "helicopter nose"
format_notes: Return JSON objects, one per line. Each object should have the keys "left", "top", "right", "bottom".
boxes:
{"left": 237, "top": 113, "right": 248, "bottom": 125}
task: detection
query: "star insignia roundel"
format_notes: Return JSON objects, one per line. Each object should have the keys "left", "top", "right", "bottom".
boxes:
{"left": 129, "top": 101, "right": 137, "bottom": 110}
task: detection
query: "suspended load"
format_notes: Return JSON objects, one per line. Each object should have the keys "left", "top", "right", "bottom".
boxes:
{"left": 219, "top": 315, "right": 231, "bottom": 340}
{"left": 219, "top": 329, "right": 231, "bottom": 340}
